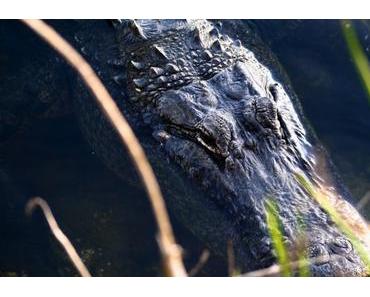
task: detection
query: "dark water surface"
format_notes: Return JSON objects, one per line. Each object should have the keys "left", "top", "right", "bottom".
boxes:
{"left": 0, "top": 20, "right": 369, "bottom": 276}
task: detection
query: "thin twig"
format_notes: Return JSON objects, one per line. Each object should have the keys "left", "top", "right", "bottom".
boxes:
{"left": 357, "top": 190, "right": 370, "bottom": 211}
{"left": 26, "top": 197, "right": 91, "bottom": 277}
{"left": 227, "top": 240, "right": 236, "bottom": 276}
{"left": 241, "top": 254, "right": 340, "bottom": 277}
{"left": 21, "top": 19, "right": 186, "bottom": 276}
{"left": 188, "top": 249, "right": 210, "bottom": 277}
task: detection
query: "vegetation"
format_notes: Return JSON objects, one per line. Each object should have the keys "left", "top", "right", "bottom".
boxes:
{"left": 9, "top": 19, "right": 370, "bottom": 277}
{"left": 341, "top": 20, "right": 370, "bottom": 104}
{"left": 265, "top": 200, "right": 292, "bottom": 276}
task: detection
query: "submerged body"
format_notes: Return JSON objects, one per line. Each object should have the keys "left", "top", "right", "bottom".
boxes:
{"left": 1, "top": 20, "right": 369, "bottom": 276}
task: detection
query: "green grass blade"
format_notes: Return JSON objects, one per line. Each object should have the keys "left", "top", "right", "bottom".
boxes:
{"left": 295, "top": 215, "right": 310, "bottom": 277}
{"left": 341, "top": 20, "right": 370, "bottom": 105}
{"left": 265, "top": 199, "right": 292, "bottom": 276}
{"left": 297, "top": 255, "right": 310, "bottom": 277}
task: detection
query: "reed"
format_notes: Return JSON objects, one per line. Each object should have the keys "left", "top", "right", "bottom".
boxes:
{"left": 341, "top": 20, "right": 370, "bottom": 105}
{"left": 21, "top": 19, "right": 186, "bottom": 277}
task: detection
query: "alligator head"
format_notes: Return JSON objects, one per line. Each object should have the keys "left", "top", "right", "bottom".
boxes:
{"left": 75, "top": 20, "right": 370, "bottom": 276}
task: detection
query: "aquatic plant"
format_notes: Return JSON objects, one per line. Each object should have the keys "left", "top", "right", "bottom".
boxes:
{"left": 341, "top": 20, "right": 370, "bottom": 105}
{"left": 265, "top": 199, "right": 292, "bottom": 276}
{"left": 22, "top": 19, "right": 187, "bottom": 277}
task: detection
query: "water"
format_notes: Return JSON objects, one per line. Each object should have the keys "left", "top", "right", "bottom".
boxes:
{"left": 0, "top": 20, "right": 369, "bottom": 276}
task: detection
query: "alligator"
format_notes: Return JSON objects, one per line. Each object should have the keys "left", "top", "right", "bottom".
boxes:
{"left": 1, "top": 19, "right": 370, "bottom": 276}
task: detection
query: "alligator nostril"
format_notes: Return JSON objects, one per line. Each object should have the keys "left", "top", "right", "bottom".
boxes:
{"left": 330, "top": 237, "right": 353, "bottom": 255}
{"left": 269, "top": 83, "right": 279, "bottom": 102}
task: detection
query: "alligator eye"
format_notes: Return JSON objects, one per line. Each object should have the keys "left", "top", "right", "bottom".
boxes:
{"left": 330, "top": 237, "right": 353, "bottom": 255}
{"left": 254, "top": 96, "right": 279, "bottom": 130}
{"left": 195, "top": 113, "right": 232, "bottom": 158}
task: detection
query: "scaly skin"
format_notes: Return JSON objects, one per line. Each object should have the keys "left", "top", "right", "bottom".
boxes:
{"left": 73, "top": 20, "right": 370, "bottom": 276}
{"left": 1, "top": 20, "right": 370, "bottom": 276}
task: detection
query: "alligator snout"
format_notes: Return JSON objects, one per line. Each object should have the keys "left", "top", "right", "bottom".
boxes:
{"left": 308, "top": 237, "right": 367, "bottom": 276}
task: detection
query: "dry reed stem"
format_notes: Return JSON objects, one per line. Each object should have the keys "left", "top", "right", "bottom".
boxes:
{"left": 241, "top": 254, "right": 340, "bottom": 277}
{"left": 21, "top": 19, "right": 186, "bottom": 276}
{"left": 188, "top": 249, "right": 210, "bottom": 277}
{"left": 357, "top": 190, "right": 370, "bottom": 211}
{"left": 227, "top": 240, "right": 236, "bottom": 276}
{"left": 26, "top": 197, "right": 91, "bottom": 277}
